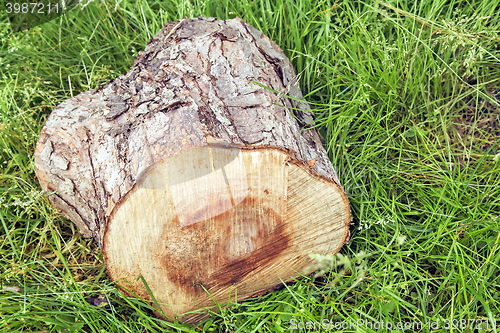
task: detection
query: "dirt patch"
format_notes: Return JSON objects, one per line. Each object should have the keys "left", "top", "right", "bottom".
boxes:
{"left": 453, "top": 88, "right": 500, "bottom": 155}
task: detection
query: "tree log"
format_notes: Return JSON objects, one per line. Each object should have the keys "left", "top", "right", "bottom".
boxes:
{"left": 34, "top": 16, "right": 351, "bottom": 323}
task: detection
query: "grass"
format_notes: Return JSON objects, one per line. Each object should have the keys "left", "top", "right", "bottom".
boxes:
{"left": 1, "top": 0, "right": 500, "bottom": 331}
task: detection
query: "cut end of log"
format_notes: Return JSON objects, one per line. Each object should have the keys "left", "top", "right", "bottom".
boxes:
{"left": 103, "top": 146, "right": 350, "bottom": 323}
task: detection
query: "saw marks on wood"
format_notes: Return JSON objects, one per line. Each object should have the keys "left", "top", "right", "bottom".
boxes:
{"left": 103, "top": 147, "right": 350, "bottom": 322}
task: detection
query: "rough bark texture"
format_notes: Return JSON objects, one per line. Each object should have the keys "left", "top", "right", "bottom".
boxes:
{"left": 34, "top": 16, "right": 351, "bottom": 323}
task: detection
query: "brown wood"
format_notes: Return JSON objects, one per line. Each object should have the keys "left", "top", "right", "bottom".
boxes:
{"left": 34, "top": 16, "right": 351, "bottom": 323}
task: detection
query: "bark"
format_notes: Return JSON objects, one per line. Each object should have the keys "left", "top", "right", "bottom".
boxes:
{"left": 34, "top": 16, "right": 351, "bottom": 323}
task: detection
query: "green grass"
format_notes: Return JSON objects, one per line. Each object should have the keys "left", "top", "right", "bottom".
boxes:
{"left": 1, "top": 0, "right": 500, "bottom": 331}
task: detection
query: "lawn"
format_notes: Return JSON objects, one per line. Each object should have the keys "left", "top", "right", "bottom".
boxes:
{"left": 1, "top": 0, "right": 500, "bottom": 332}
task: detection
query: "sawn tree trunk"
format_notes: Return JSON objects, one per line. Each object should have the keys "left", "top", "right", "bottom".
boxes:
{"left": 34, "top": 16, "right": 351, "bottom": 324}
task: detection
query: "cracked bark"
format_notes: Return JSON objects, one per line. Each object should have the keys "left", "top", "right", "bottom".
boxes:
{"left": 34, "top": 16, "right": 351, "bottom": 324}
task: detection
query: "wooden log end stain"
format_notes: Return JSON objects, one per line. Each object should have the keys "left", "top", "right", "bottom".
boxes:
{"left": 307, "top": 159, "right": 317, "bottom": 168}
{"left": 207, "top": 223, "right": 290, "bottom": 289}
{"left": 156, "top": 195, "right": 291, "bottom": 295}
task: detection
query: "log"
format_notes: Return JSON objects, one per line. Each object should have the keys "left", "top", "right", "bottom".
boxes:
{"left": 34, "top": 16, "right": 351, "bottom": 323}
